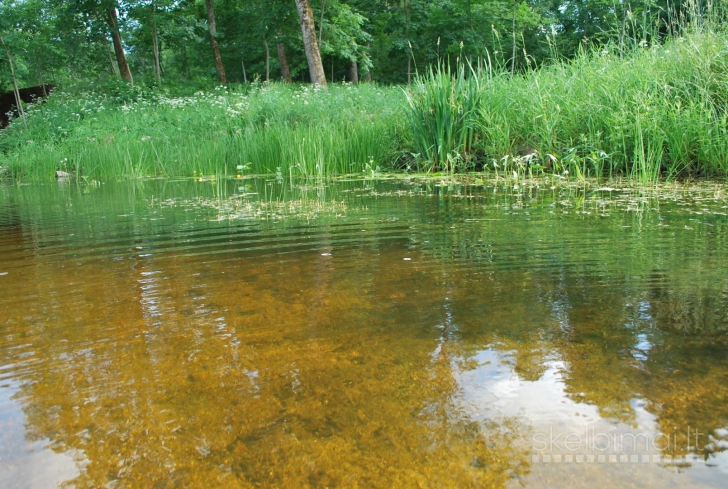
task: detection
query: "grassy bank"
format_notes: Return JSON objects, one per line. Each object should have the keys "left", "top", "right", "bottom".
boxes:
{"left": 0, "top": 83, "right": 407, "bottom": 180}
{"left": 2, "top": 29, "right": 728, "bottom": 182}
{"left": 406, "top": 28, "right": 728, "bottom": 182}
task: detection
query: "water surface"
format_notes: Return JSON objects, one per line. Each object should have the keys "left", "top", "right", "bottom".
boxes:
{"left": 1, "top": 178, "right": 728, "bottom": 488}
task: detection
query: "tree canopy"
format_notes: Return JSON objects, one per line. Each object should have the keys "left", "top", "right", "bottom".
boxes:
{"left": 0, "top": 0, "right": 719, "bottom": 90}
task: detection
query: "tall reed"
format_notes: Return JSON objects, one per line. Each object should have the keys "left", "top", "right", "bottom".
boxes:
{"left": 404, "top": 61, "right": 481, "bottom": 172}
{"left": 476, "top": 28, "right": 728, "bottom": 181}
{"left": 402, "top": 25, "right": 728, "bottom": 181}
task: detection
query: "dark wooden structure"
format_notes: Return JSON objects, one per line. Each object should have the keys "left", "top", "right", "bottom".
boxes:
{"left": 0, "top": 84, "right": 55, "bottom": 129}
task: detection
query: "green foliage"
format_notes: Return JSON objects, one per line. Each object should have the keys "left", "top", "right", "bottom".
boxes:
{"left": 3, "top": 0, "right": 723, "bottom": 89}
{"left": 317, "top": 0, "right": 372, "bottom": 68}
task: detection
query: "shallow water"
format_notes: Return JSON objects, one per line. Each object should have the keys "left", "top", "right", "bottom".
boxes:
{"left": 1, "top": 177, "right": 728, "bottom": 488}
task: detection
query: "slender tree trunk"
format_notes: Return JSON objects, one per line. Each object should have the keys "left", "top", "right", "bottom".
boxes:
{"left": 241, "top": 59, "right": 248, "bottom": 83}
{"left": 151, "top": 9, "right": 161, "bottom": 84}
{"left": 349, "top": 59, "right": 358, "bottom": 84}
{"left": 35, "top": 49, "right": 47, "bottom": 96}
{"left": 105, "top": 40, "right": 117, "bottom": 77}
{"left": 205, "top": 0, "right": 227, "bottom": 83}
{"left": 0, "top": 37, "right": 27, "bottom": 129}
{"left": 620, "top": 0, "right": 627, "bottom": 55}
{"left": 108, "top": 7, "right": 133, "bottom": 85}
{"left": 294, "top": 0, "right": 327, "bottom": 87}
{"left": 264, "top": 40, "right": 270, "bottom": 82}
{"left": 182, "top": 44, "right": 191, "bottom": 79}
{"left": 277, "top": 41, "right": 292, "bottom": 82}
{"left": 405, "top": 0, "right": 411, "bottom": 84}
{"left": 318, "top": 0, "right": 326, "bottom": 49}
{"left": 511, "top": 0, "right": 517, "bottom": 75}
{"left": 363, "top": 43, "right": 372, "bottom": 82}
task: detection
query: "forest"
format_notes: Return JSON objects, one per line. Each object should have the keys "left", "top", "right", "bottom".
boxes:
{"left": 1, "top": 0, "right": 727, "bottom": 180}
{"left": 0, "top": 0, "right": 691, "bottom": 88}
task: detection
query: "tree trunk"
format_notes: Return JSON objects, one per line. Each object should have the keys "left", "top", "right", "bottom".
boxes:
{"left": 511, "top": 0, "right": 517, "bottom": 75}
{"left": 363, "top": 43, "right": 372, "bottom": 82}
{"left": 109, "top": 7, "right": 134, "bottom": 86}
{"left": 294, "top": 0, "right": 327, "bottom": 87}
{"left": 0, "top": 37, "right": 27, "bottom": 129}
{"left": 182, "top": 44, "right": 191, "bottom": 79}
{"left": 151, "top": 11, "right": 161, "bottom": 84}
{"left": 264, "top": 40, "right": 270, "bottom": 82}
{"left": 35, "top": 49, "right": 47, "bottom": 96}
{"left": 349, "top": 60, "right": 358, "bottom": 84}
{"left": 318, "top": 0, "right": 326, "bottom": 49}
{"left": 277, "top": 40, "right": 291, "bottom": 82}
{"left": 620, "top": 0, "right": 627, "bottom": 55}
{"left": 241, "top": 59, "right": 248, "bottom": 83}
{"left": 105, "top": 40, "right": 117, "bottom": 77}
{"left": 405, "top": 0, "right": 411, "bottom": 84}
{"left": 205, "top": 0, "right": 227, "bottom": 84}
{"left": 108, "top": 7, "right": 133, "bottom": 85}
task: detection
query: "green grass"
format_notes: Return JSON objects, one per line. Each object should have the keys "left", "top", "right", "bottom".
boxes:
{"left": 2, "top": 26, "right": 728, "bottom": 183}
{"left": 0, "top": 82, "right": 407, "bottom": 180}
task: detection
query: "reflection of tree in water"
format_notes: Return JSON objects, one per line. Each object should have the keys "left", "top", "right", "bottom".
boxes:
{"left": 533, "top": 267, "right": 728, "bottom": 458}
{"left": 7, "top": 244, "right": 529, "bottom": 487}
{"left": 417, "top": 241, "right": 728, "bottom": 462}
{"left": 648, "top": 277, "right": 728, "bottom": 336}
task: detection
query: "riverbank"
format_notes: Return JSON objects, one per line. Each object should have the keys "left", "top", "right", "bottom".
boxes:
{"left": 0, "top": 82, "right": 407, "bottom": 180}
{"left": 406, "top": 28, "right": 728, "bottom": 183}
{"left": 1, "top": 29, "right": 726, "bottom": 182}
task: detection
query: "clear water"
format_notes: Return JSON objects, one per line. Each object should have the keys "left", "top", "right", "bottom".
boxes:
{"left": 1, "top": 178, "right": 727, "bottom": 488}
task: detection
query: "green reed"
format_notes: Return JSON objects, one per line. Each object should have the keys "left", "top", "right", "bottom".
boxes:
{"left": 404, "top": 61, "right": 482, "bottom": 173}
{"left": 0, "top": 82, "right": 406, "bottom": 180}
{"left": 476, "top": 28, "right": 728, "bottom": 182}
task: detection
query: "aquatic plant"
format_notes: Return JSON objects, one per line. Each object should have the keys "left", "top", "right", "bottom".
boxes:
{"left": 400, "top": 20, "right": 728, "bottom": 182}
{"left": 404, "top": 60, "right": 481, "bottom": 172}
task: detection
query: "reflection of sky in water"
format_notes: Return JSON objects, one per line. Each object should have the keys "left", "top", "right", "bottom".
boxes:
{"left": 0, "top": 384, "right": 79, "bottom": 489}
{"left": 631, "top": 301, "right": 654, "bottom": 361}
{"left": 453, "top": 348, "right": 728, "bottom": 488}
{"left": 633, "top": 334, "right": 652, "bottom": 361}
